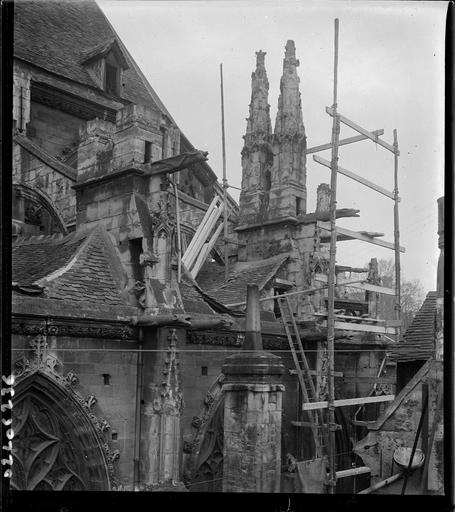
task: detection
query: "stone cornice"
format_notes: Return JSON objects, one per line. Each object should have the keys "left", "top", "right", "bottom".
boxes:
{"left": 72, "top": 166, "right": 145, "bottom": 190}
{"left": 11, "top": 313, "right": 138, "bottom": 340}
{"left": 32, "top": 81, "right": 119, "bottom": 123}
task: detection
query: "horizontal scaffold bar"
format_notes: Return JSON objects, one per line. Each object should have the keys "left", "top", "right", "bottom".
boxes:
{"left": 318, "top": 222, "right": 405, "bottom": 253}
{"left": 315, "top": 273, "right": 396, "bottom": 296}
{"left": 319, "top": 319, "right": 398, "bottom": 335}
{"left": 306, "top": 129, "right": 384, "bottom": 155}
{"left": 302, "top": 394, "right": 395, "bottom": 411}
{"left": 312, "top": 155, "right": 399, "bottom": 201}
{"left": 326, "top": 107, "right": 399, "bottom": 156}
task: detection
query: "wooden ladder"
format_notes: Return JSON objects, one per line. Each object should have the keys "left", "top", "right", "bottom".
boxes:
{"left": 278, "top": 296, "right": 326, "bottom": 459}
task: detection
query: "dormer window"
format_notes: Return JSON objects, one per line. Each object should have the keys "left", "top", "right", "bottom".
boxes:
{"left": 81, "top": 39, "right": 129, "bottom": 98}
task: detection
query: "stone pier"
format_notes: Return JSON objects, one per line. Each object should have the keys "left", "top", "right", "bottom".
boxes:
{"left": 221, "top": 285, "right": 285, "bottom": 492}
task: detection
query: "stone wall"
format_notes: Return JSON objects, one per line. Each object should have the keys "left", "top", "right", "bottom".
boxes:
{"left": 12, "top": 333, "right": 138, "bottom": 490}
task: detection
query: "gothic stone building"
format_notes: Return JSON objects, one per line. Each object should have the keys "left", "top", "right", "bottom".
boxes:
{"left": 11, "top": 1, "right": 394, "bottom": 492}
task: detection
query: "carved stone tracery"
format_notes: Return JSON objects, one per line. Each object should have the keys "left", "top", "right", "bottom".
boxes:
{"left": 12, "top": 334, "right": 120, "bottom": 490}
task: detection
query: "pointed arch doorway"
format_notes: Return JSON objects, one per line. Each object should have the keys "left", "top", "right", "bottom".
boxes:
{"left": 12, "top": 372, "right": 111, "bottom": 491}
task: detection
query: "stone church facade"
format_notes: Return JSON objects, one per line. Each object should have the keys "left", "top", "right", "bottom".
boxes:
{"left": 11, "top": 1, "right": 394, "bottom": 492}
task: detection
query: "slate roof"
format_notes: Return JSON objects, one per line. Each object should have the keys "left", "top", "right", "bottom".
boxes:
{"left": 196, "top": 255, "right": 288, "bottom": 307}
{"left": 14, "top": 0, "right": 164, "bottom": 110}
{"left": 12, "top": 232, "right": 86, "bottom": 286}
{"left": 12, "top": 226, "right": 128, "bottom": 307}
{"left": 390, "top": 291, "right": 437, "bottom": 362}
{"left": 179, "top": 273, "right": 217, "bottom": 316}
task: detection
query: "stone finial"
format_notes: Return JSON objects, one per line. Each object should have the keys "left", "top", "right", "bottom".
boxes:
{"left": 284, "top": 40, "right": 299, "bottom": 66}
{"left": 244, "top": 49, "right": 272, "bottom": 144}
{"left": 274, "top": 40, "right": 305, "bottom": 139}
{"left": 256, "top": 50, "right": 266, "bottom": 68}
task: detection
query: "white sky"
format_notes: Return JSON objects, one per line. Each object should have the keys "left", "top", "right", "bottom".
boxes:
{"left": 100, "top": 0, "right": 446, "bottom": 293}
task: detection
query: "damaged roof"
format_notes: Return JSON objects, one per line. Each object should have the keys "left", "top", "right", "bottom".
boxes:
{"left": 12, "top": 226, "right": 129, "bottom": 307}
{"left": 390, "top": 291, "right": 437, "bottom": 362}
{"left": 197, "top": 254, "right": 289, "bottom": 307}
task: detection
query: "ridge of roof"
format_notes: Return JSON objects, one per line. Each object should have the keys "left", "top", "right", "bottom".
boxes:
{"left": 390, "top": 291, "right": 437, "bottom": 362}
{"left": 41, "top": 224, "right": 128, "bottom": 306}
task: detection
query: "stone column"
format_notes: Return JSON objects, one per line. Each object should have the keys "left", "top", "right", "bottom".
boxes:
{"left": 221, "top": 285, "right": 285, "bottom": 492}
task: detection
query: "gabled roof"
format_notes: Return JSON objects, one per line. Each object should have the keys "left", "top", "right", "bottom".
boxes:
{"left": 197, "top": 255, "right": 289, "bottom": 307}
{"left": 13, "top": 225, "right": 129, "bottom": 307}
{"left": 390, "top": 291, "right": 437, "bottom": 362}
{"left": 80, "top": 39, "right": 129, "bottom": 69}
{"left": 14, "top": 0, "right": 159, "bottom": 108}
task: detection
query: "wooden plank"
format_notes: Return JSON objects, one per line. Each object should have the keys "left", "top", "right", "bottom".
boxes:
{"left": 342, "top": 376, "right": 396, "bottom": 384}
{"left": 315, "top": 273, "right": 396, "bottom": 296}
{"left": 289, "top": 369, "right": 343, "bottom": 378}
{"left": 326, "top": 107, "right": 399, "bottom": 156}
{"left": 306, "top": 130, "right": 384, "bottom": 155}
{"left": 330, "top": 320, "right": 397, "bottom": 335}
{"left": 313, "top": 155, "right": 398, "bottom": 201}
{"left": 302, "top": 394, "right": 395, "bottom": 411}
{"left": 182, "top": 195, "right": 220, "bottom": 264}
{"left": 318, "top": 222, "right": 405, "bottom": 253}
{"left": 335, "top": 467, "right": 371, "bottom": 479}
{"left": 183, "top": 201, "right": 223, "bottom": 268}
{"left": 314, "top": 312, "right": 386, "bottom": 324}
{"left": 191, "top": 223, "right": 224, "bottom": 278}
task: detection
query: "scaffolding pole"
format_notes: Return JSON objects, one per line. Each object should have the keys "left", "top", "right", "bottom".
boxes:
{"left": 220, "top": 63, "right": 229, "bottom": 282}
{"left": 326, "top": 17, "right": 340, "bottom": 494}
{"left": 393, "top": 129, "right": 401, "bottom": 339}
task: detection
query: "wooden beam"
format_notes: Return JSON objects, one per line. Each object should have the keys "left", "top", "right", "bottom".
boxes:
{"left": 289, "top": 369, "right": 343, "bottom": 378}
{"left": 315, "top": 273, "right": 396, "bottom": 296}
{"left": 314, "top": 312, "right": 387, "bottom": 324}
{"left": 342, "top": 376, "right": 396, "bottom": 384}
{"left": 306, "top": 130, "right": 384, "bottom": 154}
{"left": 335, "top": 467, "right": 371, "bottom": 479}
{"left": 302, "top": 394, "right": 395, "bottom": 411}
{"left": 313, "top": 155, "right": 398, "bottom": 201}
{"left": 326, "top": 107, "right": 399, "bottom": 156}
{"left": 318, "top": 222, "right": 405, "bottom": 252}
{"left": 321, "top": 320, "right": 398, "bottom": 334}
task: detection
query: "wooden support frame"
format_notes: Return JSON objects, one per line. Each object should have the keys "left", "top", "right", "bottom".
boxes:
{"left": 313, "top": 154, "right": 398, "bottom": 201}
{"left": 302, "top": 394, "right": 395, "bottom": 411}
{"left": 306, "top": 130, "right": 384, "bottom": 155}
{"left": 326, "top": 107, "right": 399, "bottom": 156}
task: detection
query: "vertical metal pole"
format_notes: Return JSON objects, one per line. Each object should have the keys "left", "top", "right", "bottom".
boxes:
{"left": 220, "top": 63, "right": 229, "bottom": 282}
{"left": 326, "top": 17, "right": 340, "bottom": 494}
{"left": 172, "top": 181, "right": 182, "bottom": 283}
{"left": 393, "top": 129, "right": 401, "bottom": 340}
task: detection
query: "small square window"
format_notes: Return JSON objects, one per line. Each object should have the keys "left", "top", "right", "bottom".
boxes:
{"left": 201, "top": 366, "right": 208, "bottom": 376}
{"left": 102, "top": 373, "right": 111, "bottom": 386}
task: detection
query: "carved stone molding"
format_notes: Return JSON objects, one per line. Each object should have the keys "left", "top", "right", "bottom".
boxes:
{"left": 187, "top": 330, "right": 287, "bottom": 351}
{"left": 13, "top": 334, "right": 121, "bottom": 489}
{"left": 11, "top": 317, "right": 137, "bottom": 340}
